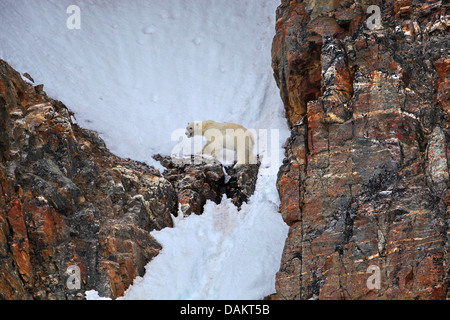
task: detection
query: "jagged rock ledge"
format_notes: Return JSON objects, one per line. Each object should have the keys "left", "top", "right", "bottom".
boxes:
{"left": 154, "top": 154, "right": 260, "bottom": 215}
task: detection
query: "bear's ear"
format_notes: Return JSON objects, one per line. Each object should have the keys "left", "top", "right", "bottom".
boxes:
{"left": 195, "top": 122, "right": 200, "bottom": 127}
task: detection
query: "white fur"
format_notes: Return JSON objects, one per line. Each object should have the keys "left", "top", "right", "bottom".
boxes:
{"left": 185, "top": 120, "right": 256, "bottom": 168}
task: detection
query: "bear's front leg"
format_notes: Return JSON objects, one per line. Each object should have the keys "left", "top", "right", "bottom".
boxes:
{"left": 201, "top": 141, "right": 219, "bottom": 161}
{"left": 200, "top": 141, "right": 216, "bottom": 157}
{"left": 201, "top": 142, "right": 211, "bottom": 155}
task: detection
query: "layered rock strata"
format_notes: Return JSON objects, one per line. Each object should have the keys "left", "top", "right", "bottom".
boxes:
{"left": 272, "top": 0, "right": 449, "bottom": 299}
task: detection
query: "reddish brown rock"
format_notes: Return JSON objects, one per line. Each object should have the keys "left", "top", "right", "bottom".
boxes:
{"left": 435, "top": 57, "right": 450, "bottom": 122}
{"left": 272, "top": 0, "right": 323, "bottom": 127}
{"left": 7, "top": 199, "right": 28, "bottom": 239}
{"left": 272, "top": 0, "right": 449, "bottom": 300}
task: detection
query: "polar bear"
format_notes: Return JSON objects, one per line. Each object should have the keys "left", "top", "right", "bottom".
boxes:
{"left": 185, "top": 120, "right": 256, "bottom": 168}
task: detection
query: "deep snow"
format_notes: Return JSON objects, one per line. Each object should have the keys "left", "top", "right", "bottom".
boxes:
{"left": 0, "top": 0, "right": 290, "bottom": 299}
{"left": 120, "top": 173, "right": 288, "bottom": 300}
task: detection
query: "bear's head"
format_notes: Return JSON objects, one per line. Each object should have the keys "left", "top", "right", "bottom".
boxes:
{"left": 185, "top": 122, "right": 201, "bottom": 138}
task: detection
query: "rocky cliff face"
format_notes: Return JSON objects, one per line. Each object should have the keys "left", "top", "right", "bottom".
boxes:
{"left": 271, "top": 0, "right": 449, "bottom": 299}
{"left": 0, "top": 59, "right": 179, "bottom": 299}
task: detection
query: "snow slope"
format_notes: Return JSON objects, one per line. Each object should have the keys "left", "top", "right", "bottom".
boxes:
{"left": 0, "top": 0, "right": 290, "bottom": 299}
{"left": 120, "top": 173, "right": 288, "bottom": 300}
